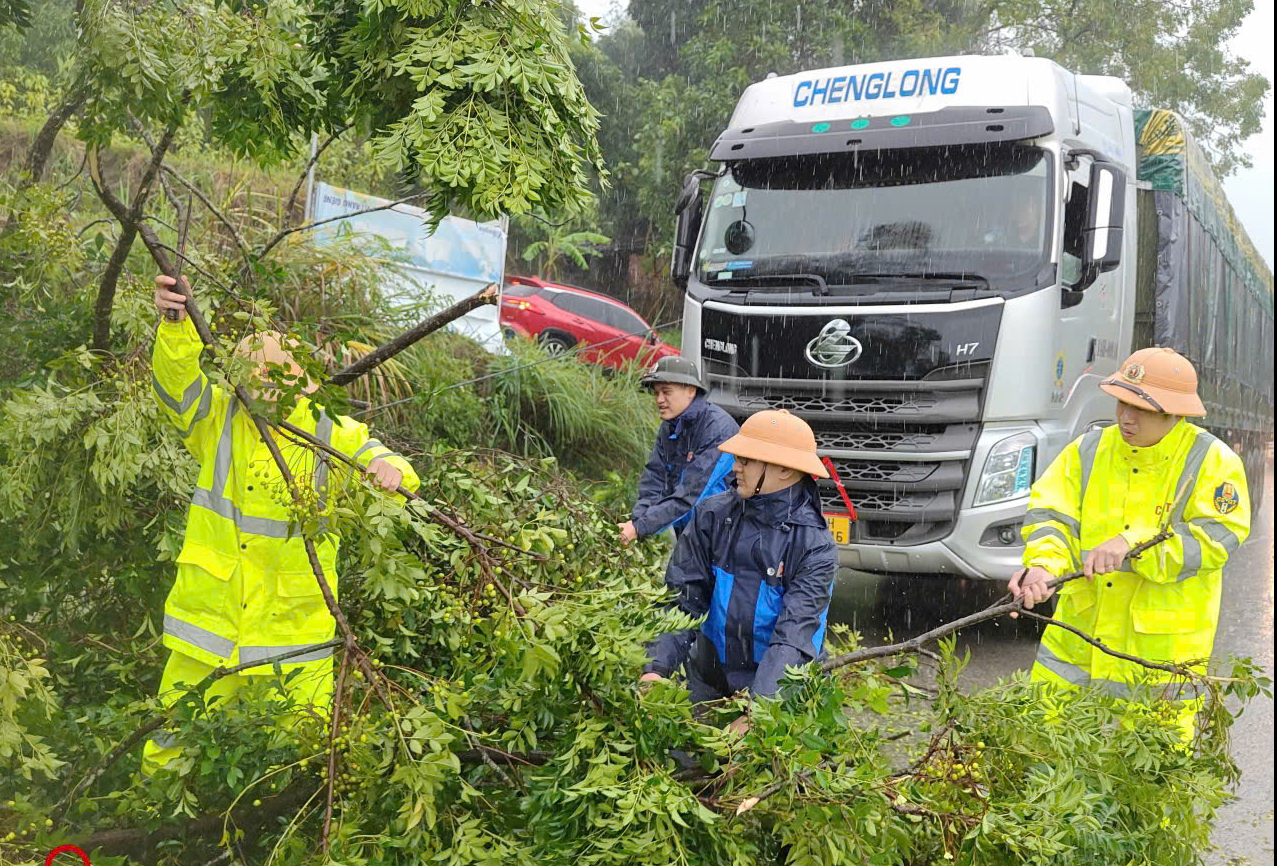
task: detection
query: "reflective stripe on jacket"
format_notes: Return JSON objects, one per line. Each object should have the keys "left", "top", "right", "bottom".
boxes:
{"left": 632, "top": 395, "right": 740, "bottom": 538}
{"left": 645, "top": 477, "right": 837, "bottom": 698}
{"left": 152, "top": 318, "right": 420, "bottom": 670}
{"left": 1022, "top": 421, "right": 1250, "bottom": 700}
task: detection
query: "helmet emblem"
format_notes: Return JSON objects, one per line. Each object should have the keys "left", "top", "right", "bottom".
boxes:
{"left": 1122, "top": 363, "right": 1145, "bottom": 383}
{"left": 805, "top": 319, "right": 863, "bottom": 369}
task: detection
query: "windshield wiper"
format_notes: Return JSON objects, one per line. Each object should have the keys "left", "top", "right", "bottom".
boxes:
{"left": 844, "top": 271, "right": 989, "bottom": 287}
{"left": 713, "top": 272, "right": 829, "bottom": 295}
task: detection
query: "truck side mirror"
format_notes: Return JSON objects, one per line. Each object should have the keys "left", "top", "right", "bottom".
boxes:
{"left": 1084, "top": 162, "right": 1125, "bottom": 274}
{"left": 670, "top": 173, "right": 705, "bottom": 290}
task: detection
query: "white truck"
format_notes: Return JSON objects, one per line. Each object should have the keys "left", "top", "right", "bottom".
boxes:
{"left": 670, "top": 54, "right": 1273, "bottom": 579}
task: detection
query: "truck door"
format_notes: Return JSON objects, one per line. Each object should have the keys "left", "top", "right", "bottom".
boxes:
{"left": 1055, "top": 158, "right": 1130, "bottom": 441}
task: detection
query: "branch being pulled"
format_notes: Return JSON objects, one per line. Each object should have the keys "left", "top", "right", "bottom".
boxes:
{"left": 820, "top": 531, "right": 1175, "bottom": 674}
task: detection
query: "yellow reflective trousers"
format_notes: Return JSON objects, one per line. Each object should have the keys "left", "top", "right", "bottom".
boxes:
{"left": 1022, "top": 421, "right": 1250, "bottom": 737}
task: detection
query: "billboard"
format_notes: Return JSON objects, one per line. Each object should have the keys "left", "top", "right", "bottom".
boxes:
{"left": 310, "top": 182, "right": 507, "bottom": 352}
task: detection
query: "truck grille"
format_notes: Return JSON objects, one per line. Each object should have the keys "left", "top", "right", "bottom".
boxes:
{"left": 699, "top": 300, "right": 1003, "bottom": 552}
{"left": 711, "top": 380, "right": 984, "bottom": 546}
{"left": 826, "top": 459, "right": 932, "bottom": 484}
{"left": 743, "top": 392, "right": 938, "bottom": 415}
{"left": 814, "top": 427, "right": 943, "bottom": 451}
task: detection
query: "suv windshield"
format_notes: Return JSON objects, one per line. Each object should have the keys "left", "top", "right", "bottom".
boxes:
{"left": 696, "top": 144, "right": 1053, "bottom": 292}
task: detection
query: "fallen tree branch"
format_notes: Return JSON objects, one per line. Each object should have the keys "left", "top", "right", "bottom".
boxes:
{"left": 73, "top": 779, "right": 319, "bottom": 860}
{"left": 1012, "top": 608, "right": 1235, "bottom": 692}
{"left": 321, "top": 636, "right": 354, "bottom": 854}
{"left": 273, "top": 418, "right": 533, "bottom": 616}
{"left": 460, "top": 716, "right": 521, "bottom": 790}
{"left": 733, "top": 724, "right": 948, "bottom": 817}
{"left": 326, "top": 284, "right": 498, "bottom": 386}
{"left": 270, "top": 418, "right": 533, "bottom": 561}
{"left": 820, "top": 531, "right": 1173, "bottom": 673}
{"left": 454, "top": 748, "right": 551, "bottom": 767}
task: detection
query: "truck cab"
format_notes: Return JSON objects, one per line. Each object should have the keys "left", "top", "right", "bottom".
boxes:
{"left": 673, "top": 55, "right": 1136, "bottom": 579}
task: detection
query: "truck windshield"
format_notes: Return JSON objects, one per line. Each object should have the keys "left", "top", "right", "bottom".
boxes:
{"left": 696, "top": 144, "right": 1052, "bottom": 292}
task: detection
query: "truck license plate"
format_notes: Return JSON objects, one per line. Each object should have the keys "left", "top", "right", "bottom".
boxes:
{"left": 825, "top": 514, "right": 851, "bottom": 544}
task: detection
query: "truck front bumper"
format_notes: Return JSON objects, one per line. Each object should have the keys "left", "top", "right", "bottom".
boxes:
{"left": 836, "top": 496, "right": 1030, "bottom": 579}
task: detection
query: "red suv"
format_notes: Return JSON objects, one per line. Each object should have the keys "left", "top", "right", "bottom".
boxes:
{"left": 500, "top": 276, "right": 680, "bottom": 370}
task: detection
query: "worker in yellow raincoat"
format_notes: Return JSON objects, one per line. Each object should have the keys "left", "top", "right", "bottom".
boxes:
{"left": 1009, "top": 347, "right": 1251, "bottom": 738}
{"left": 144, "top": 274, "right": 420, "bottom": 772}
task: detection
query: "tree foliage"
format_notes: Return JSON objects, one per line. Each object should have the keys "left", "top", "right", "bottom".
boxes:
{"left": 981, "top": 0, "right": 1269, "bottom": 177}
{"left": 517, "top": 211, "right": 611, "bottom": 280}
{"left": 19, "top": 0, "right": 605, "bottom": 224}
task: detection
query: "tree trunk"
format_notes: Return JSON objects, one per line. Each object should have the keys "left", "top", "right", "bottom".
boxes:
{"left": 85, "top": 118, "right": 182, "bottom": 352}
{"left": 1, "top": 82, "right": 89, "bottom": 231}
{"left": 20, "top": 83, "right": 88, "bottom": 183}
{"left": 92, "top": 220, "right": 139, "bottom": 351}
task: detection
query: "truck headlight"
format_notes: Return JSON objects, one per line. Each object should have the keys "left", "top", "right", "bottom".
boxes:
{"left": 973, "top": 432, "right": 1036, "bottom": 506}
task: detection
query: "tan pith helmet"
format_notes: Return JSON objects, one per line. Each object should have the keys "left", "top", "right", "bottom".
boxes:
{"left": 234, "top": 331, "right": 318, "bottom": 394}
{"left": 718, "top": 409, "right": 830, "bottom": 478}
{"left": 1099, "top": 347, "right": 1205, "bottom": 417}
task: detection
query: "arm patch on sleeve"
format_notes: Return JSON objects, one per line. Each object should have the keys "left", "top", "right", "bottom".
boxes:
{"left": 1213, "top": 482, "right": 1240, "bottom": 514}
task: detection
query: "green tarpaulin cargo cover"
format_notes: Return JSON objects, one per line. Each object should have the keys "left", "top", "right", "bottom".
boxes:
{"left": 1134, "top": 108, "right": 1273, "bottom": 435}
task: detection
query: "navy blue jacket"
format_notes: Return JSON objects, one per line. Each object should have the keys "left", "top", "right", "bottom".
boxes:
{"left": 645, "top": 477, "right": 838, "bottom": 698}
{"left": 632, "top": 395, "right": 739, "bottom": 538}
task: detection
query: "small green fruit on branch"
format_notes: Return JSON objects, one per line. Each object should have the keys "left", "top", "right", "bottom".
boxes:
{"left": 274, "top": 419, "right": 530, "bottom": 618}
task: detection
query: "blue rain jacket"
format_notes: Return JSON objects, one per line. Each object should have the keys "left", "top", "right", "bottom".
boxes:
{"left": 631, "top": 395, "right": 739, "bottom": 538}
{"left": 645, "top": 477, "right": 837, "bottom": 698}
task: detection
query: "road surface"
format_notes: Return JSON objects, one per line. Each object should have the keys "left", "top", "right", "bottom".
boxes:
{"left": 828, "top": 453, "right": 1274, "bottom": 865}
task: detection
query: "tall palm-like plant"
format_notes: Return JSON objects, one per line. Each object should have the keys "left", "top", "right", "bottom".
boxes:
{"left": 519, "top": 212, "right": 610, "bottom": 281}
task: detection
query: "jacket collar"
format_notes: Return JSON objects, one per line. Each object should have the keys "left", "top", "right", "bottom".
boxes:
{"left": 741, "top": 477, "right": 826, "bottom": 528}
{"left": 667, "top": 393, "right": 708, "bottom": 438}
{"left": 1122, "top": 418, "right": 1194, "bottom": 466}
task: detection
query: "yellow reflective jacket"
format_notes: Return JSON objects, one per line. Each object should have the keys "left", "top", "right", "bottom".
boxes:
{"left": 1022, "top": 421, "right": 1249, "bottom": 701}
{"left": 152, "top": 318, "right": 420, "bottom": 671}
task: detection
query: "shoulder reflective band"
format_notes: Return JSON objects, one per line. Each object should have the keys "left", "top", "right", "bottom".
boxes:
{"left": 1101, "top": 379, "right": 1167, "bottom": 414}
{"left": 820, "top": 456, "right": 858, "bottom": 520}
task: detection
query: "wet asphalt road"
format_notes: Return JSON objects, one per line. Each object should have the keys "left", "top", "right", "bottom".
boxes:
{"left": 828, "top": 452, "right": 1274, "bottom": 866}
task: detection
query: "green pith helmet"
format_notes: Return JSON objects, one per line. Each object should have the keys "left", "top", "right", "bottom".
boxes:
{"left": 640, "top": 356, "right": 704, "bottom": 392}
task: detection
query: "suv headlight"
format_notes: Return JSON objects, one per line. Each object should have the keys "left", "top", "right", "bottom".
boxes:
{"left": 974, "top": 432, "right": 1037, "bottom": 506}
